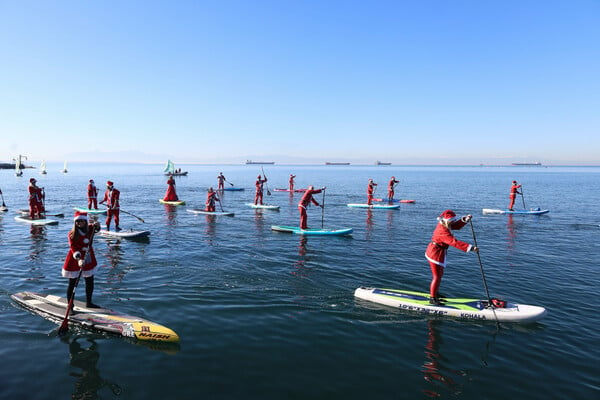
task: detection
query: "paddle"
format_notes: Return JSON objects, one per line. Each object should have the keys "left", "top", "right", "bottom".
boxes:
{"left": 58, "top": 225, "right": 97, "bottom": 336}
{"left": 0, "top": 188, "right": 6, "bottom": 207}
{"left": 261, "top": 167, "right": 271, "bottom": 196}
{"left": 520, "top": 186, "right": 526, "bottom": 209}
{"left": 120, "top": 209, "right": 145, "bottom": 223}
{"left": 469, "top": 219, "right": 500, "bottom": 325}
{"left": 321, "top": 188, "right": 326, "bottom": 229}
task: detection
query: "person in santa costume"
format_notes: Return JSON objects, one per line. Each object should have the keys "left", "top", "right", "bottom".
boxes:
{"left": 62, "top": 211, "right": 101, "bottom": 308}
{"left": 387, "top": 176, "right": 399, "bottom": 202}
{"left": 289, "top": 174, "right": 296, "bottom": 191}
{"left": 28, "top": 178, "right": 45, "bottom": 219}
{"left": 298, "top": 186, "right": 324, "bottom": 229}
{"left": 99, "top": 180, "right": 120, "bottom": 231}
{"left": 217, "top": 172, "right": 226, "bottom": 191}
{"left": 205, "top": 187, "right": 220, "bottom": 212}
{"left": 367, "top": 179, "right": 377, "bottom": 205}
{"left": 87, "top": 179, "right": 98, "bottom": 210}
{"left": 254, "top": 174, "right": 268, "bottom": 205}
{"left": 425, "top": 210, "right": 479, "bottom": 305}
{"left": 508, "top": 180, "right": 522, "bottom": 211}
{"left": 163, "top": 175, "right": 179, "bottom": 201}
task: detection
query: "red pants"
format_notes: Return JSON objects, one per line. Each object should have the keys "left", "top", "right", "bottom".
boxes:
{"left": 387, "top": 189, "right": 394, "bottom": 200}
{"left": 29, "top": 200, "right": 44, "bottom": 219}
{"left": 429, "top": 262, "right": 444, "bottom": 298}
{"left": 254, "top": 191, "right": 263, "bottom": 205}
{"left": 88, "top": 198, "right": 98, "bottom": 209}
{"left": 298, "top": 205, "right": 308, "bottom": 229}
{"left": 367, "top": 194, "right": 374, "bottom": 205}
{"left": 205, "top": 202, "right": 216, "bottom": 212}
{"left": 106, "top": 209, "right": 120, "bottom": 230}
{"left": 508, "top": 195, "right": 516, "bottom": 210}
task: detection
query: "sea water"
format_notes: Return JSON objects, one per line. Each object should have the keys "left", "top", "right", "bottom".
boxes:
{"left": 0, "top": 163, "right": 599, "bottom": 399}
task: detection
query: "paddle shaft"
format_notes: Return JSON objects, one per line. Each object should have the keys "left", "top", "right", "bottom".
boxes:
{"left": 0, "top": 188, "right": 5, "bottom": 207}
{"left": 261, "top": 167, "right": 271, "bottom": 196}
{"left": 119, "top": 209, "right": 145, "bottom": 223}
{"left": 469, "top": 220, "right": 500, "bottom": 324}
{"left": 520, "top": 186, "right": 526, "bottom": 208}
{"left": 58, "top": 226, "right": 97, "bottom": 335}
{"left": 321, "top": 189, "right": 325, "bottom": 229}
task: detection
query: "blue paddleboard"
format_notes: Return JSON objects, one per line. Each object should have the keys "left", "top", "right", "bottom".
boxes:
{"left": 271, "top": 225, "right": 353, "bottom": 236}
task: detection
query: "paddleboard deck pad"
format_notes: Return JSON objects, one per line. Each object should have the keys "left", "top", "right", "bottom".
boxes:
{"left": 73, "top": 207, "right": 108, "bottom": 215}
{"left": 187, "top": 209, "right": 234, "bottom": 216}
{"left": 354, "top": 287, "right": 546, "bottom": 323}
{"left": 14, "top": 215, "right": 59, "bottom": 225}
{"left": 99, "top": 229, "right": 150, "bottom": 238}
{"left": 271, "top": 225, "right": 353, "bottom": 236}
{"left": 482, "top": 208, "right": 549, "bottom": 215}
{"left": 347, "top": 203, "right": 400, "bottom": 209}
{"left": 246, "top": 203, "right": 280, "bottom": 210}
{"left": 221, "top": 187, "right": 244, "bottom": 191}
{"left": 11, "top": 292, "right": 179, "bottom": 342}
{"left": 159, "top": 199, "right": 186, "bottom": 206}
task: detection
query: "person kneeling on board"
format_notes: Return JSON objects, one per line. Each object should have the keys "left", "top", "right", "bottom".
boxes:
{"left": 298, "top": 186, "right": 325, "bottom": 229}
{"left": 425, "top": 210, "right": 479, "bottom": 305}
{"left": 62, "top": 212, "right": 102, "bottom": 308}
{"left": 205, "top": 187, "right": 220, "bottom": 212}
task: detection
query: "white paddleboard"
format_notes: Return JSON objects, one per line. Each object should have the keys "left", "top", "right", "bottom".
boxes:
{"left": 99, "top": 229, "right": 150, "bottom": 239}
{"left": 14, "top": 215, "right": 59, "bottom": 225}
{"left": 354, "top": 287, "right": 546, "bottom": 323}
{"left": 187, "top": 209, "right": 234, "bottom": 217}
{"left": 246, "top": 203, "right": 280, "bottom": 210}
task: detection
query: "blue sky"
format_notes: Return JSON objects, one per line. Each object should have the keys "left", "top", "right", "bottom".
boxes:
{"left": 1, "top": 1, "right": 598, "bottom": 165}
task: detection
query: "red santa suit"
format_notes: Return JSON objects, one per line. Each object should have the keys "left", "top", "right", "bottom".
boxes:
{"left": 28, "top": 178, "right": 45, "bottom": 219}
{"left": 62, "top": 216, "right": 98, "bottom": 277}
{"left": 62, "top": 212, "right": 101, "bottom": 308}
{"left": 298, "top": 186, "right": 322, "bottom": 229}
{"left": 367, "top": 180, "right": 377, "bottom": 205}
{"left": 87, "top": 180, "right": 98, "bottom": 209}
{"left": 205, "top": 189, "right": 219, "bottom": 212}
{"left": 387, "top": 176, "right": 399, "bottom": 201}
{"left": 508, "top": 181, "right": 522, "bottom": 210}
{"left": 425, "top": 210, "right": 475, "bottom": 301}
{"left": 163, "top": 176, "right": 179, "bottom": 201}
{"left": 254, "top": 175, "right": 267, "bottom": 205}
{"left": 100, "top": 181, "right": 120, "bottom": 231}
{"left": 289, "top": 174, "right": 296, "bottom": 191}
{"left": 217, "top": 173, "right": 226, "bottom": 191}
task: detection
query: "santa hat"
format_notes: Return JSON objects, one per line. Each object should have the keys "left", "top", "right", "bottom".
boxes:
{"left": 512, "top": 180, "right": 517, "bottom": 184}
{"left": 29, "top": 178, "right": 36, "bottom": 183}
{"left": 73, "top": 211, "right": 88, "bottom": 222}
{"left": 107, "top": 180, "right": 114, "bottom": 186}
{"left": 437, "top": 209, "right": 460, "bottom": 223}
{"left": 89, "top": 179, "right": 94, "bottom": 183}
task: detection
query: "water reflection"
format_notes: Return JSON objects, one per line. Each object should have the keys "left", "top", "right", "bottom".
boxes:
{"left": 291, "top": 236, "right": 312, "bottom": 278}
{"left": 28, "top": 225, "right": 48, "bottom": 261}
{"left": 365, "top": 209, "right": 374, "bottom": 239}
{"left": 162, "top": 204, "right": 178, "bottom": 226}
{"left": 62, "top": 336, "right": 122, "bottom": 399}
{"left": 506, "top": 214, "right": 517, "bottom": 253}
{"left": 421, "top": 320, "right": 465, "bottom": 397}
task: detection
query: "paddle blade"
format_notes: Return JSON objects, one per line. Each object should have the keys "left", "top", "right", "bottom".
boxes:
{"left": 57, "top": 318, "right": 69, "bottom": 336}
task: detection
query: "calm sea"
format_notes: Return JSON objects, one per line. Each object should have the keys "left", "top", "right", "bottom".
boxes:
{"left": 1, "top": 163, "right": 599, "bottom": 399}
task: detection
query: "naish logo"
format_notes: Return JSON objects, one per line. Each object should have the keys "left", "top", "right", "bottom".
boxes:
{"left": 138, "top": 332, "right": 173, "bottom": 340}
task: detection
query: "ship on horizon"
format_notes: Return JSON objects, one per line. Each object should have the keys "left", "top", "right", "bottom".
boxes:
{"left": 375, "top": 160, "right": 391, "bottom": 165}
{"left": 246, "top": 160, "right": 275, "bottom": 165}
{"left": 325, "top": 162, "right": 350, "bottom": 165}
{"left": 511, "top": 162, "right": 542, "bottom": 166}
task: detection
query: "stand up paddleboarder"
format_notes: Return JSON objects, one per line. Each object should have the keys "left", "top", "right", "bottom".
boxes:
{"left": 425, "top": 210, "right": 479, "bottom": 305}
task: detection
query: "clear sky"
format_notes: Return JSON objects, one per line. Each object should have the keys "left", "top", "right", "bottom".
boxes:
{"left": 1, "top": 1, "right": 599, "bottom": 165}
